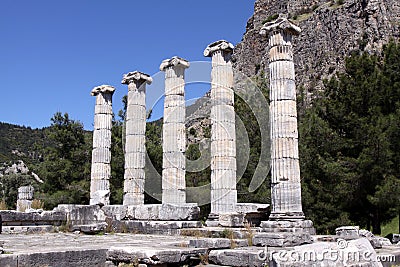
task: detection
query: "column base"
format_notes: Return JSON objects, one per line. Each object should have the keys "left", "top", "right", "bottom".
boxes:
{"left": 268, "top": 211, "right": 305, "bottom": 221}
{"left": 253, "top": 218, "right": 315, "bottom": 247}
{"left": 205, "top": 212, "right": 245, "bottom": 227}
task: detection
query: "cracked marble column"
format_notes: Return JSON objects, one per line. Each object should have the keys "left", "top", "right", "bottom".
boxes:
{"left": 204, "top": 40, "right": 238, "bottom": 220}
{"left": 122, "top": 71, "right": 152, "bottom": 206}
{"left": 261, "top": 15, "right": 305, "bottom": 220}
{"left": 160, "top": 56, "right": 189, "bottom": 205}
{"left": 251, "top": 14, "right": 315, "bottom": 247}
{"left": 90, "top": 85, "right": 115, "bottom": 206}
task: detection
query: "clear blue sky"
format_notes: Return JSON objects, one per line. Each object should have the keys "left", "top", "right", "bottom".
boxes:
{"left": 0, "top": 0, "right": 254, "bottom": 130}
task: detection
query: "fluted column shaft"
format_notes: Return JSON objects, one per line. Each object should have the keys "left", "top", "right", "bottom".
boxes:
{"left": 262, "top": 19, "right": 304, "bottom": 220}
{"left": 205, "top": 41, "right": 237, "bottom": 214}
{"left": 90, "top": 85, "right": 115, "bottom": 206}
{"left": 160, "top": 57, "right": 189, "bottom": 205}
{"left": 122, "top": 72, "right": 152, "bottom": 205}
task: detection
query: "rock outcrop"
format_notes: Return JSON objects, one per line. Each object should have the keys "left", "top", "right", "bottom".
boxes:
{"left": 234, "top": 0, "right": 400, "bottom": 96}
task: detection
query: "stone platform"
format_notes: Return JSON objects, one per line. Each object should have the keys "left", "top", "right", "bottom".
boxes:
{"left": 1, "top": 233, "right": 400, "bottom": 267}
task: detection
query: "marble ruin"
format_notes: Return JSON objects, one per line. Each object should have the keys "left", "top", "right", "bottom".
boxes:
{"left": 16, "top": 185, "right": 34, "bottom": 212}
{"left": 90, "top": 85, "right": 115, "bottom": 206}
{"left": 121, "top": 71, "right": 152, "bottom": 206}
{"left": 203, "top": 40, "right": 244, "bottom": 227}
{"left": 3, "top": 14, "right": 400, "bottom": 267}
{"left": 160, "top": 56, "right": 190, "bottom": 205}
{"left": 254, "top": 14, "right": 315, "bottom": 246}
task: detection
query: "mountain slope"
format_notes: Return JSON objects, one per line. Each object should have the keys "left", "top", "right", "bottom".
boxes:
{"left": 233, "top": 0, "right": 400, "bottom": 95}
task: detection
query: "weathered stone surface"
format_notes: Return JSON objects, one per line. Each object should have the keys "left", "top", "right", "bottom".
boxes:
{"left": 336, "top": 225, "right": 360, "bottom": 240}
{"left": 189, "top": 238, "right": 231, "bottom": 249}
{"left": 392, "top": 234, "right": 400, "bottom": 244}
{"left": 234, "top": 0, "right": 400, "bottom": 97}
{"left": 71, "top": 222, "right": 108, "bottom": 234}
{"left": 122, "top": 71, "right": 152, "bottom": 206}
{"left": 102, "top": 204, "right": 200, "bottom": 221}
{"left": 359, "top": 229, "right": 392, "bottom": 249}
{"left": 260, "top": 15, "right": 304, "bottom": 221}
{"left": 90, "top": 85, "right": 115, "bottom": 206}
{"left": 161, "top": 57, "right": 189, "bottom": 205}
{"left": 205, "top": 40, "right": 238, "bottom": 217}
{"left": 260, "top": 219, "right": 316, "bottom": 235}
{"left": 2, "top": 225, "right": 55, "bottom": 234}
{"left": 253, "top": 232, "right": 312, "bottom": 247}
{"left": 270, "top": 238, "right": 384, "bottom": 267}
{"left": 0, "top": 210, "right": 65, "bottom": 226}
{"left": 209, "top": 248, "right": 265, "bottom": 267}
{"left": 107, "top": 246, "right": 206, "bottom": 265}
{"left": 55, "top": 205, "right": 106, "bottom": 226}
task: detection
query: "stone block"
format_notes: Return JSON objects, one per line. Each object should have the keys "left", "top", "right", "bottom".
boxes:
{"left": 211, "top": 122, "right": 236, "bottom": 141}
{"left": 269, "top": 80, "right": 296, "bottom": 101}
{"left": 94, "top": 103, "right": 112, "bottom": 115}
{"left": 90, "top": 190, "right": 110, "bottom": 206}
{"left": 336, "top": 225, "right": 360, "bottom": 240}
{"left": 130, "top": 204, "right": 200, "bottom": 221}
{"left": 56, "top": 205, "right": 106, "bottom": 226}
{"left": 163, "top": 106, "right": 185, "bottom": 123}
{"left": 107, "top": 246, "right": 206, "bottom": 265}
{"left": 210, "top": 105, "right": 235, "bottom": 122}
{"left": 127, "top": 91, "right": 145, "bottom": 106}
{"left": 211, "top": 140, "right": 236, "bottom": 157}
{"left": 270, "top": 238, "right": 382, "bottom": 266}
{"left": 393, "top": 234, "right": 400, "bottom": 244}
{"left": 126, "top": 105, "right": 146, "bottom": 121}
{"left": 71, "top": 222, "right": 108, "bottom": 234}
{"left": 209, "top": 249, "right": 264, "bottom": 267}
{"left": 125, "top": 119, "right": 146, "bottom": 135}
{"left": 16, "top": 199, "right": 32, "bottom": 212}
{"left": 211, "top": 156, "right": 236, "bottom": 170}
{"left": 189, "top": 238, "right": 231, "bottom": 249}
{"left": 94, "top": 114, "right": 112, "bottom": 130}
{"left": 162, "top": 152, "right": 185, "bottom": 169}
{"left": 271, "top": 138, "right": 299, "bottom": 159}
{"left": 93, "top": 129, "right": 112, "bottom": 148}
{"left": 253, "top": 232, "right": 312, "bottom": 247}
{"left": 164, "top": 95, "right": 185, "bottom": 107}
{"left": 92, "top": 147, "right": 111, "bottom": 164}
{"left": 125, "top": 135, "right": 146, "bottom": 153}
{"left": 211, "top": 170, "right": 237, "bottom": 189}
{"left": 124, "top": 152, "right": 145, "bottom": 169}
{"left": 0, "top": 210, "right": 66, "bottom": 226}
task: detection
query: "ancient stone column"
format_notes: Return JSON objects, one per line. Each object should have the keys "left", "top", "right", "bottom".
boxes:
{"left": 204, "top": 40, "right": 237, "bottom": 216}
{"left": 90, "top": 85, "right": 115, "bottom": 206}
{"left": 160, "top": 56, "right": 190, "bottom": 205}
{"left": 260, "top": 15, "right": 304, "bottom": 220}
{"left": 122, "top": 71, "right": 152, "bottom": 206}
{"left": 16, "top": 185, "right": 34, "bottom": 212}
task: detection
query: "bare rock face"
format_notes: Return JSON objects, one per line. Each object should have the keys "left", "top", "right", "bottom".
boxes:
{"left": 234, "top": 0, "right": 400, "bottom": 95}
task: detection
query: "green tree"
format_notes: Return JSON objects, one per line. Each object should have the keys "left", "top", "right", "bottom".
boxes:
{"left": 299, "top": 41, "right": 400, "bottom": 234}
{"left": 36, "top": 112, "right": 91, "bottom": 209}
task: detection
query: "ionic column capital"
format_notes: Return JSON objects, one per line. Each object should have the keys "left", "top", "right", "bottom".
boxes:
{"left": 204, "top": 40, "right": 234, "bottom": 57}
{"left": 121, "top": 71, "right": 153, "bottom": 88}
{"left": 259, "top": 14, "right": 301, "bottom": 37}
{"left": 160, "top": 56, "right": 190, "bottom": 71}
{"left": 91, "top": 85, "right": 116, "bottom": 96}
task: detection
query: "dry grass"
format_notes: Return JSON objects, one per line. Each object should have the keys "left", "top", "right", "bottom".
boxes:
{"left": 0, "top": 200, "right": 7, "bottom": 210}
{"left": 31, "top": 199, "right": 44, "bottom": 209}
{"left": 244, "top": 222, "right": 254, "bottom": 246}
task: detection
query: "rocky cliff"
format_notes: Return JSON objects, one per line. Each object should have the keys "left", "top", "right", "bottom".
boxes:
{"left": 234, "top": 0, "right": 400, "bottom": 95}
